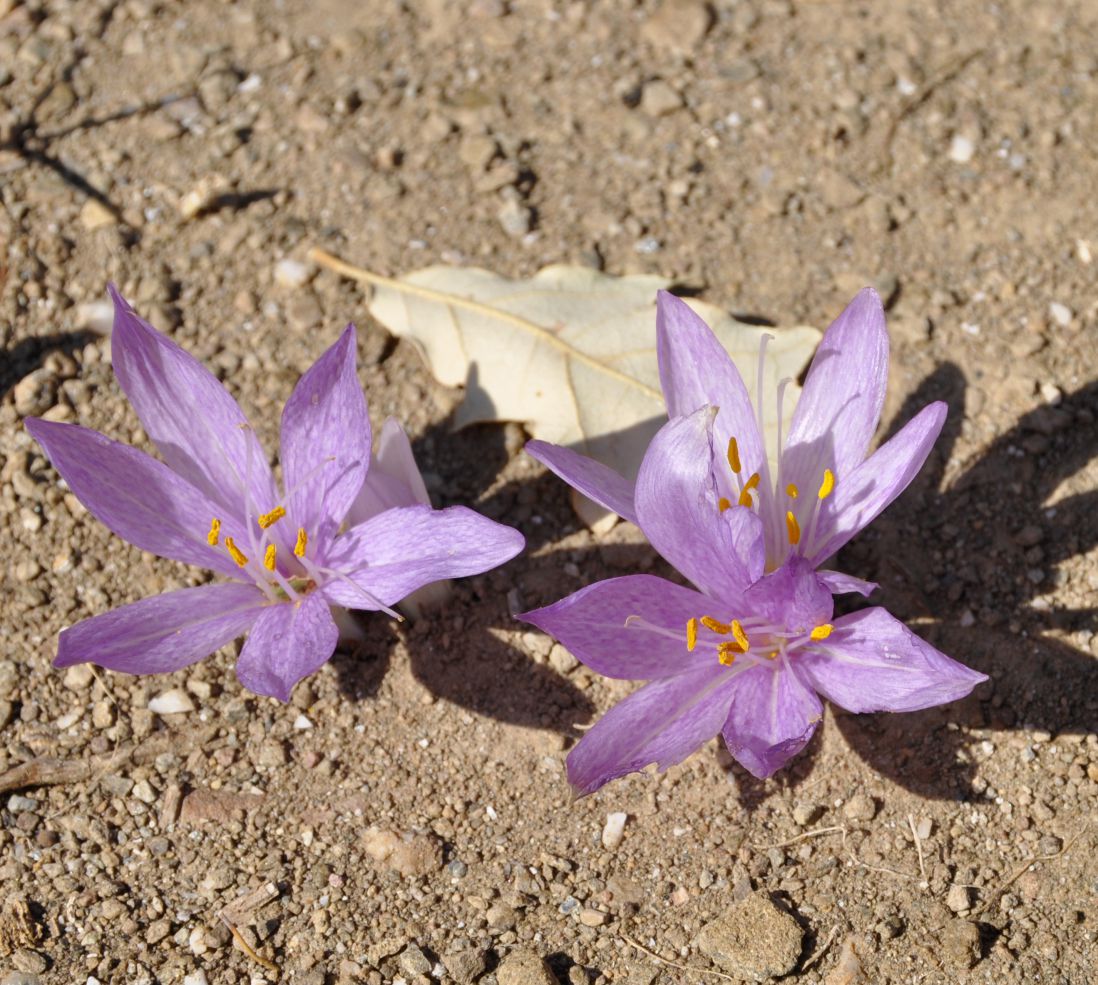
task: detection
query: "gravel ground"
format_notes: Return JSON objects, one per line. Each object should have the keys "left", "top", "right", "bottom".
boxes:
{"left": 2, "top": 1, "right": 1097, "bottom": 983}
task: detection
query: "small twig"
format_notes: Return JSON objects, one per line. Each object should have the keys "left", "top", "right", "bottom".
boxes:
{"left": 220, "top": 913, "right": 280, "bottom": 978}
{"left": 974, "top": 822, "right": 1090, "bottom": 915}
{"left": 750, "top": 825, "right": 847, "bottom": 850}
{"left": 907, "top": 813, "right": 928, "bottom": 884}
{"left": 842, "top": 829, "right": 915, "bottom": 881}
{"left": 801, "top": 924, "right": 840, "bottom": 972}
{"left": 620, "top": 934, "right": 737, "bottom": 982}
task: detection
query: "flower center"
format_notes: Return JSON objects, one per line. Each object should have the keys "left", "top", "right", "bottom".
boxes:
{"left": 685, "top": 613, "right": 833, "bottom": 667}
{"left": 206, "top": 506, "right": 312, "bottom": 603}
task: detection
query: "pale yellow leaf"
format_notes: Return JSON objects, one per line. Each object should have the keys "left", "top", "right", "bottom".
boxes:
{"left": 311, "top": 249, "right": 821, "bottom": 521}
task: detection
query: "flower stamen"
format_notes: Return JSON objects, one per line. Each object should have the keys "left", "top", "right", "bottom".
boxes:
{"left": 207, "top": 518, "right": 221, "bottom": 546}
{"left": 717, "top": 496, "right": 732, "bottom": 513}
{"left": 717, "top": 641, "right": 741, "bottom": 666}
{"left": 785, "top": 511, "right": 801, "bottom": 545}
{"left": 818, "top": 469, "right": 835, "bottom": 500}
{"left": 258, "top": 505, "right": 286, "bottom": 529}
{"left": 730, "top": 619, "right": 750, "bottom": 651}
{"left": 224, "top": 536, "right": 248, "bottom": 568}
{"left": 700, "top": 616, "right": 731, "bottom": 634}
{"left": 786, "top": 483, "right": 799, "bottom": 499}
{"left": 263, "top": 544, "right": 277, "bottom": 572}
{"left": 686, "top": 617, "right": 698, "bottom": 652}
{"left": 727, "top": 436, "right": 741, "bottom": 474}
{"left": 738, "top": 472, "right": 761, "bottom": 508}
{"left": 294, "top": 527, "right": 308, "bottom": 558}
{"left": 810, "top": 623, "right": 833, "bottom": 641}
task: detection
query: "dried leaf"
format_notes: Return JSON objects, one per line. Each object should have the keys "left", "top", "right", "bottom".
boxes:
{"left": 311, "top": 250, "right": 820, "bottom": 522}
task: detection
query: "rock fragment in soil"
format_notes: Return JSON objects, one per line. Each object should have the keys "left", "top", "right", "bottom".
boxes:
{"left": 399, "top": 942, "right": 432, "bottom": 977}
{"left": 362, "top": 826, "right": 443, "bottom": 876}
{"left": 939, "top": 918, "right": 981, "bottom": 969}
{"left": 496, "top": 948, "right": 559, "bottom": 985}
{"left": 442, "top": 945, "right": 488, "bottom": 984}
{"left": 13, "top": 369, "right": 58, "bottom": 417}
{"left": 842, "top": 793, "right": 877, "bottom": 822}
{"left": 640, "top": 79, "right": 683, "bottom": 117}
{"left": 694, "top": 891, "right": 804, "bottom": 981}
{"left": 601, "top": 811, "right": 627, "bottom": 849}
{"left": 641, "top": 0, "right": 712, "bottom": 52}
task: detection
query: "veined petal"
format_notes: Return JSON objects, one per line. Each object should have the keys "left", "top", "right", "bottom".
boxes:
{"left": 26, "top": 418, "right": 248, "bottom": 579}
{"left": 346, "top": 417, "right": 431, "bottom": 525}
{"left": 796, "top": 607, "right": 987, "bottom": 713}
{"left": 525, "top": 440, "right": 638, "bottom": 525}
{"left": 281, "top": 324, "right": 370, "bottom": 550}
{"left": 235, "top": 593, "right": 338, "bottom": 702}
{"left": 635, "top": 408, "right": 765, "bottom": 599}
{"left": 818, "top": 570, "right": 878, "bottom": 597}
{"left": 55, "top": 583, "right": 265, "bottom": 673}
{"left": 807, "top": 401, "right": 947, "bottom": 564}
{"left": 782, "top": 288, "right": 888, "bottom": 491}
{"left": 566, "top": 664, "right": 740, "bottom": 796}
{"left": 520, "top": 575, "right": 725, "bottom": 681}
{"left": 108, "top": 286, "right": 278, "bottom": 520}
{"left": 741, "top": 556, "right": 833, "bottom": 634}
{"left": 721, "top": 662, "right": 823, "bottom": 778}
{"left": 656, "top": 291, "right": 766, "bottom": 481}
{"left": 321, "top": 504, "right": 525, "bottom": 609}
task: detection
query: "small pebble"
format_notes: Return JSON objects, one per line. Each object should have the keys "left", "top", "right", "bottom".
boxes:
{"left": 148, "top": 688, "right": 195, "bottom": 715}
{"left": 948, "top": 135, "right": 975, "bottom": 163}
{"left": 274, "top": 258, "right": 312, "bottom": 289}
{"left": 601, "top": 811, "right": 627, "bottom": 849}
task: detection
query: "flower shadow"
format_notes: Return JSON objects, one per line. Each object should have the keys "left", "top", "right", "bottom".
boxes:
{"left": 831, "top": 364, "right": 1098, "bottom": 798}
{"left": 0, "top": 330, "right": 95, "bottom": 402}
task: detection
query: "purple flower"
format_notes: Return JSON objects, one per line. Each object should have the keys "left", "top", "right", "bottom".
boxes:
{"left": 521, "top": 409, "right": 986, "bottom": 794}
{"left": 26, "top": 288, "right": 524, "bottom": 701}
{"left": 527, "top": 289, "right": 947, "bottom": 591}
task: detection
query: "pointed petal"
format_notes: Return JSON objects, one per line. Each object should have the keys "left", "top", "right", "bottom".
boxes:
{"left": 235, "top": 593, "right": 338, "bottom": 701}
{"left": 807, "top": 401, "right": 947, "bottom": 564}
{"left": 55, "top": 583, "right": 264, "bottom": 673}
{"left": 635, "top": 408, "right": 765, "bottom": 599}
{"left": 526, "top": 440, "right": 638, "bottom": 525}
{"left": 26, "top": 418, "right": 248, "bottom": 578}
{"left": 797, "top": 607, "right": 987, "bottom": 713}
{"left": 521, "top": 575, "right": 722, "bottom": 680}
{"left": 783, "top": 288, "right": 888, "bottom": 492}
{"left": 345, "top": 418, "right": 428, "bottom": 526}
{"left": 721, "top": 663, "right": 823, "bottom": 778}
{"left": 281, "top": 325, "right": 370, "bottom": 550}
{"left": 741, "top": 556, "right": 833, "bottom": 634}
{"left": 321, "top": 504, "right": 525, "bottom": 609}
{"left": 107, "top": 286, "right": 278, "bottom": 520}
{"left": 818, "top": 570, "right": 878, "bottom": 597}
{"left": 566, "top": 665, "right": 740, "bottom": 796}
{"left": 656, "top": 291, "right": 766, "bottom": 481}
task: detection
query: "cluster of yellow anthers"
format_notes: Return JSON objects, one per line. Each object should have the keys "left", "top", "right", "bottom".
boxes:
{"left": 205, "top": 505, "right": 307, "bottom": 574}
{"left": 686, "top": 614, "right": 833, "bottom": 666}
{"left": 716, "top": 437, "right": 835, "bottom": 549}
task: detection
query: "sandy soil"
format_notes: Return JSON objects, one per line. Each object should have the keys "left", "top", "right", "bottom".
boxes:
{"left": 2, "top": 1, "right": 1097, "bottom": 983}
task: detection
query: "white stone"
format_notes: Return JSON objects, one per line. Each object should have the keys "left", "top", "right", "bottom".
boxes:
{"left": 601, "top": 811, "right": 628, "bottom": 849}
{"left": 293, "top": 713, "right": 313, "bottom": 730}
{"left": 274, "top": 258, "right": 311, "bottom": 289}
{"left": 948, "top": 135, "right": 975, "bottom": 163}
{"left": 1048, "top": 301, "right": 1072, "bottom": 327}
{"left": 148, "top": 688, "right": 195, "bottom": 715}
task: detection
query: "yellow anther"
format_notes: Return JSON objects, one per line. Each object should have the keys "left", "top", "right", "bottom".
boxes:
{"left": 207, "top": 517, "right": 221, "bottom": 547}
{"left": 727, "top": 436, "right": 741, "bottom": 474}
{"left": 701, "top": 616, "right": 731, "bottom": 635}
{"left": 263, "top": 544, "right": 277, "bottom": 572}
{"left": 738, "top": 472, "right": 761, "bottom": 508}
{"left": 731, "top": 619, "right": 750, "bottom": 651}
{"left": 294, "top": 527, "right": 308, "bottom": 558}
{"left": 717, "top": 641, "right": 742, "bottom": 665}
{"left": 766, "top": 650, "right": 779, "bottom": 660}
{"left": 818, "top": 468, "right": 835, "bottom": 500}
{"left": 258, "top": 505, "right": 287, "bottom": 529}
{"left": 717, "top": 496, "right": 732, "bottom": 513}
{"left": 786, "top": 483, "right": 799, "bottom": 499}
{"left": 686, "top": 618, "right": 698, "bottom": 653}
{"left": 786, "top": 510, "right": 801, "bottom": 545}
{"left": 810, "top": 623, "right": 833, "bottom": 641}
{"left": 225, "top": 536, "right": 248, "bottom": 568}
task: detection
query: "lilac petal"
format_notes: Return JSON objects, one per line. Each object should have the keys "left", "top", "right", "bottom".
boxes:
{"left": 55, "top": 583, "right": 264, "bottom": 673}
{"left": 566, "top": 665, "right": 740, "bottom": 796}
{"left": 797, "top": 607, "right": 987, "bottom": 713}
{"left": 656, "top": 291, "right": 765, "bottom": 482}
{"left": 807, "top": 401, "right": 947, "bottom": 564}
{"left": 345, "top": 418, "right": 432, "bottom": 526}
{"left": 521, "top": 575, "right": 727, "bottom": 680}
{"left": 108, "top": 286, "right": 278, "bottom": 520}
{"left": 526, "top": 440, "right": 638, "bottom": 525}
{"left": 818, "top": 570, "right": 878, "bottom": 597}
{"left": 26, "top": 418, "right": 248, "bottom": 579}
{"left": 321, "top": 505, "right": 525, "bottom": 609}
{"left": 782, "top": 288, "right": 888, "bottom": 492}
{"left": 741, "top": 556, "right": 833, "bottom": 634}
{"left": 281, "top": 324, "right": 370, "bottom": 550}
{"left": 235, "top": 593, "right": 338, "bottom": 702}
{"left": 635, "top": 408, "right": 765, "bottom": 599}
{"left": 721, "top": 663, "right": 823, "bottom": 778}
